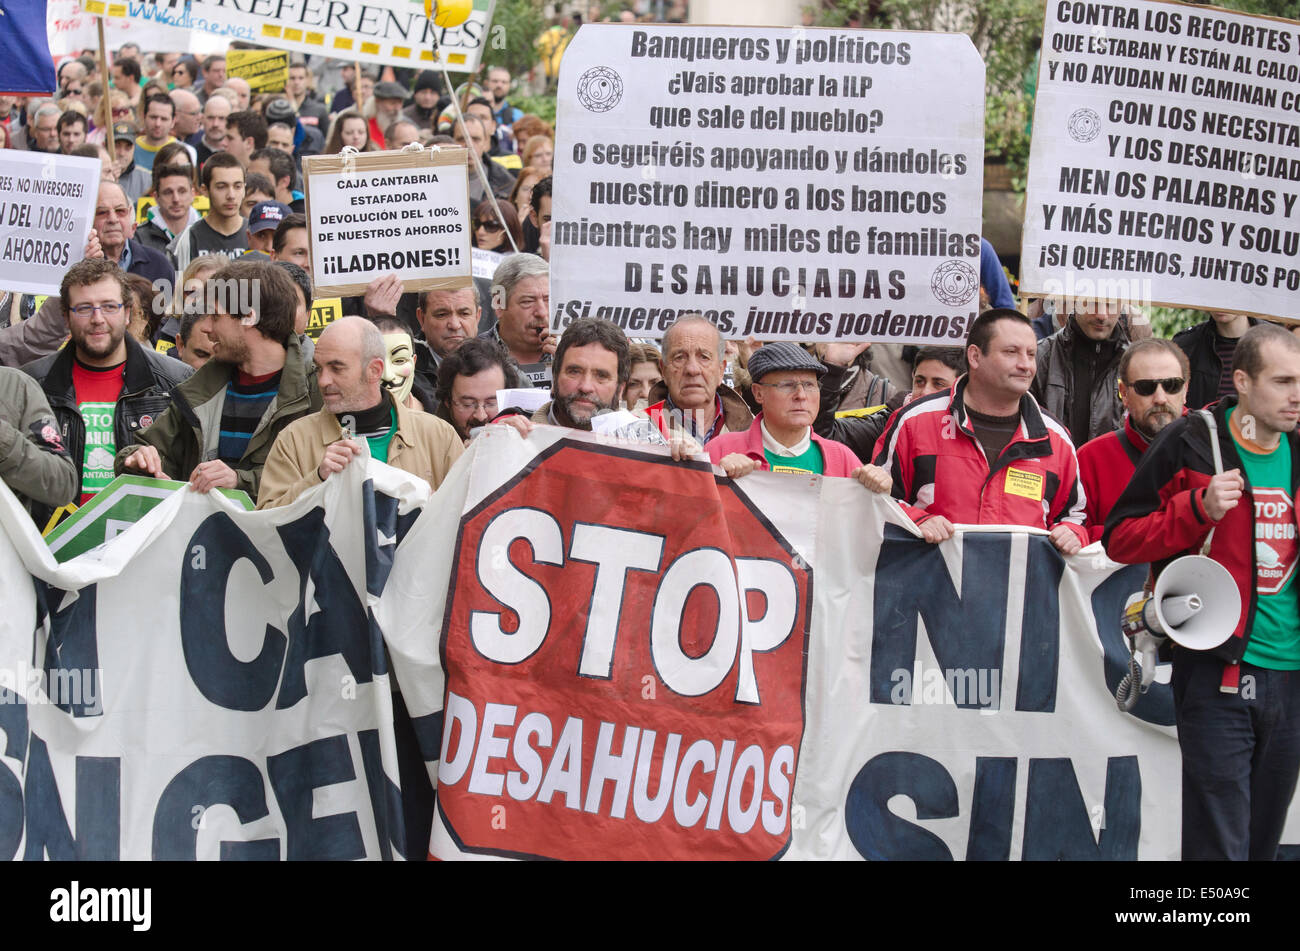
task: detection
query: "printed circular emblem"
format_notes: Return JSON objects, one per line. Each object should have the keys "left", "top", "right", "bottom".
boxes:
{"left": 1067, "top": 108, "right": 1101, "bottom": 143}
{"left": 576, "top": 66, "right": 623, "bottom": 113}
{"left": 930, "top": 260, "right": 979, "bottom": 306}
{"left": 139, "top": 415, "right": 153, "bottom": 428}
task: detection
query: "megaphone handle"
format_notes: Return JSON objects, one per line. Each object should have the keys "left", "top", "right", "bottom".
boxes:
{"left": 1195, "top": 409, "right": 1223, "bottom": 558}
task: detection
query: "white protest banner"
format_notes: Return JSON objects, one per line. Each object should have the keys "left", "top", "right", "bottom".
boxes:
{"left": 50, "top": 0, "right": 193, "bottom": 56}
{"left": 6, "top": 427, "right": 1300, "bottom": 860}
{"left": 0, "top": 459, "right": 432, "bottom": 860}
{"left": 82, "top": 0, "right": 497, "bottom": 73}
{"left": 376, "top": 426, "right": 1300, "bottom": 860}
{"left": 549, "top": 25, "right": 986, "bottom": 344}
{"left": 0, "top": 152, "right": 98, "bottom": 297}
{"left": 1022, "top": 0, "right": 1300, "bottom": 321}
{"left": 304, "top": 148, "right": 472, "bottom": 297}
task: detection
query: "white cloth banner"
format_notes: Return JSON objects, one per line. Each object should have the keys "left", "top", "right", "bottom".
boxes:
{"left": 0, "top": 460, "right": 430, "bottom": 860}
{"left": 81, "top": 0, "right": 496, "bottom": 73}
{"left": 1022, "top": 0, "right": 1300, "bottom": 321}
{"left": 549, "top": 25, "right": 986, "bottom": 344}
{"left": 4, "top": 426, "right": 1300, "bottom": 859}
{"left": 50, "top": 1, "right": 224, "bottom": 57}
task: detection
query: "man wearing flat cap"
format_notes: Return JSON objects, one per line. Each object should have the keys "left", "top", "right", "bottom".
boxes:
{"left": 707, "top": 341, "right": 892, "bottom": 494}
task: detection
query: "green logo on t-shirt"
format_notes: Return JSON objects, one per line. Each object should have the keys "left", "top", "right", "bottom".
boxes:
{"left": 79, "top": 401, "right": 117, "bottom": 497}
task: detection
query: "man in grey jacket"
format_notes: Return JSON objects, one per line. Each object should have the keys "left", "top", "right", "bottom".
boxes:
{"left": 1030, "top": 300, "right": 1130, "bottom": 447}
{"left": 0, "top": 367, "right": 79, "bottom": 518}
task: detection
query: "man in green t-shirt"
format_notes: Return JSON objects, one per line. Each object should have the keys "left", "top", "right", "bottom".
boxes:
{"left": 257, "top": 316, "right": 463, "bottom": 510}
{"left": 1105, "top": 322, "right": 1300, "bottom": 860}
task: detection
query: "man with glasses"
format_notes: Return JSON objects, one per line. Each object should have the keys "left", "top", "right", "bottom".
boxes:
{"left": 22, "top": 260, "right": 190, "bottom": 528}
{"left": 1078, "top": 339, "right": 1189, "bottom": 542}
{"left": 433, "top": 338, "right": 528, "bottom": 443}
{"left": 706, "top": 342, "right": 879, "bottom": 484}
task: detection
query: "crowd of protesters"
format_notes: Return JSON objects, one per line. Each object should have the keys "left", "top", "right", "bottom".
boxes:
{"left": 2, "top": 26, "right": 1300, "bottom": 865}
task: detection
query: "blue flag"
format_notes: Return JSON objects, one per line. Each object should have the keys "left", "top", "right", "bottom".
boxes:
{"left": 0, "top": 0, "right": 57, "bottom": 96}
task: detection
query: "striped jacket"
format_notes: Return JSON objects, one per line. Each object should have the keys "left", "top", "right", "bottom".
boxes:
{"left": 872, "top": 376, "right": 1089, "bottom": 542}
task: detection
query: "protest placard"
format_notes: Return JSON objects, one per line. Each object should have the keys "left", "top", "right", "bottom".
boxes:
{"left": 549, "top": 25, "right": 986, "bottom": 344}
{"left": 227, "top": 49, "right": 290, "bottom": 94}
{"left": 306, "top": 297, "right": 344, "bottom": 339}
{"left": 0, "top": 152, "right": 98, "bottom": 297}
{"left": 85, "top": 0, "right": 497, "bottom": 73}
{"left": 303, "top": 148, "right": 472, "bottom": 297}
{"left": 1022, "top": 0, "right": 1300, "bottom": 321}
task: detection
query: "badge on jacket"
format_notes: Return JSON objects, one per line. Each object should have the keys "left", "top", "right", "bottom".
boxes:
{"left": 1005, "top": 467, "right": 1044, "bottom": 501}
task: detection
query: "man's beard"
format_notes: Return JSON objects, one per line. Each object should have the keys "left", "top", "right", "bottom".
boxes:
{"left": 1133, "top": 407, "right": 1175, "bottom": 441}
{"left": 555, "top": 390, "right": 612, "bottom": 428}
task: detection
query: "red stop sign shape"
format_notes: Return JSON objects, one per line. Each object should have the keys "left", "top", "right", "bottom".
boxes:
{"left": 435, "top": 441, "right": 811, "bottom": 860}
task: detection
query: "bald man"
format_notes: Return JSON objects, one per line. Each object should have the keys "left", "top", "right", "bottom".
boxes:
{"left": 257, "top": 316, "right": 464, "bottom": 509}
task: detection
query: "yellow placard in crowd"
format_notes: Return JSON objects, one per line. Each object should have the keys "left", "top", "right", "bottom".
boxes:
{"left": 307, "top": 298, "right": 343, "bottom": 338}
{"left": 227, "top": 50, "right": 290, "bottom": 94}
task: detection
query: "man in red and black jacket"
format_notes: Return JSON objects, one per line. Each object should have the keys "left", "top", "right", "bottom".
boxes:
{"left": 1103, "top": 323, "right": 1300, "bottom": 861}
{"left": 1078, "top": 338, "right": 1189, "bottom": 542}
{"left": 873, "top": 308, "right": 1088, "bottom": 552}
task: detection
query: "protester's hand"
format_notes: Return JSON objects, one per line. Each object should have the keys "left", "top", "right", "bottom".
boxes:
{"left": 539, "top": 328, "right": 558, "bottom": 357}
{"left": 189, "top": 459, "right": 238, "bottom": 493}
{"left": 492, "top": 414, "right": 535, "bottom": 439}
{"left": 918, "top": 515, "right": 955, "bottom": 544}
{"left": 821, "top": 341, "right": 871, "bottom": 367}
{"left": 122, "top": 446, "right": 170, "bottom": 480}
{"left": 1203, "top": 469, "right": 1245, "bottom": 521}
{"left": 669, "top": 432, "right": 704, "bottom": 461}
{"left": 718, "top": 453, "right": 756, "bottom": 479}
{"left": 83, "top": 229, "right": 103, "bottom": 261}
{"left": 1049, "top": 524, "right": 1083, "bottom": 555}
{"left": 316, "top": 439, "right": 361, "bottom": 482}
{"left": 852, "top": 464, "right": 892, "bottom": 494}
{"left": 538, "top": 219, "right": 551, "bottom": 261}
{"left": 363, "top": 273, "right": 403, "bottom": 317}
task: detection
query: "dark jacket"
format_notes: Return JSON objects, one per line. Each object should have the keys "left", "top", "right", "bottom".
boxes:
{"left": 113, "top": 332, "right": 321, "bottom": 503}
{"left": 814, "top": 389, "right": 906, "bottom": 462}
{"left": 122, "top": 237, "right": 177, "bottom": 301}
{"left": 1104, "top": 398, "right": 1299, "bottom": 666}
{"left": 1031, "top": 316, "right": 1128, "bottom": 447}
{"left": 22, "top": 335, "right": 192, "bottom": 525}
{"left": 1173, "top": 317, "right": 1260, "bottom": 411}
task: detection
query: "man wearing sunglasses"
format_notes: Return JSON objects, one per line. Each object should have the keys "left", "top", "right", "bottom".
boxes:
{"left": 1078, "top": 339, "right": 1189, "bottom": 542}
{"left": 22, "top": 260, "right": 191, "bottom": 530}
{"left": 1105, "top": 323, "right": 1300, "bottom": 860}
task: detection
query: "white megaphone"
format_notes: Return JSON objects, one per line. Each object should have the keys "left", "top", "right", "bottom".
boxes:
{"left": 1115, "top": 555, "right": 1241, "bottom": 711}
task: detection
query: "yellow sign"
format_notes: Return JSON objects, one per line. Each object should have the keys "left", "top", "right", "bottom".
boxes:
{"left": 307, "top": 298, "right": 344, "bottom": 338}
{"left": 227, "top": 50, "right": 290, "bottom": 94}
{"left": 1004, "top": 467, "right": 1044, "bottom": 501}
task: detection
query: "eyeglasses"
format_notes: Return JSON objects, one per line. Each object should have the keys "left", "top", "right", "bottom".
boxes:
{"left": 475, "top": 219, "right": 503, "bottom": 232}
{"left": 112, "top": 107, "right": 132, "bottom": 117}
{"left": 453, "top": 396, "right": 498, "bottom": 413}
{"left": 69, "top": 302, "right": 124, "bottom": 318}
{"left": 1129, "top": 377, "right": 1185, "bottom": 397}
{"left": 757, "top": 380, "right": 819, "bottom": 395}
{"left": 65, "top": 87, "right": 83, "bottom": 95}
